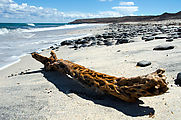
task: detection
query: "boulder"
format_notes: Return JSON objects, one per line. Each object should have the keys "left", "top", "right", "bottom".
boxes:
{"left": 75, "top": 39, "right": 89, "bottom": 44}
{"left": 175, "top": 72, "right": 181, "bottom": 86}
{"left": 153, "top": 45, "right": 174, "bottom": 50}
{"left": 145, "top": 37, "right": 154, "bottom": 41}
{"left": 116, "top": 38, "right": 129, "bottom": 44}
{"left": 136, "top": 60, "right": 151, "bottom": 67}
{"left": 166, "top": 39, "right": 173, "bottom": 42}
{"left": 104, "top": 41, "right": 113, "bottom": 46}
{"left": 155, "top": 36, "right": 166, "bottom": 39}
{"left": 61, "top": 40, "right": 74, "bottom": 46}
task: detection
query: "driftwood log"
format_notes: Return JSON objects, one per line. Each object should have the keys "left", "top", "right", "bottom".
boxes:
{"left": 31, "top": 51, "right": 168, "bottom": 102}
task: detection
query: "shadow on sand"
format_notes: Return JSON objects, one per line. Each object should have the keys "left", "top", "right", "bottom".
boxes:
{"left": 26, "top": 69, "right": 155, "bottom": 117}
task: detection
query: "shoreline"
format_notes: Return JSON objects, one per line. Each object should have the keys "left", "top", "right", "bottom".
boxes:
{"left": 0, "top": 24, "right": 108, "bottom": 71}
{"left": 1, "top": 21, "right": 181, "bottom": 120}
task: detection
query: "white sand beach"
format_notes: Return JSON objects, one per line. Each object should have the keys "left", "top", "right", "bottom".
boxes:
{"left": 0, "top": 22, "right": 181, "bottom": 120}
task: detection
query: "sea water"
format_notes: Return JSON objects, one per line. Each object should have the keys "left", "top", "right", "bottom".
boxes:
{"left": 0, "top": 23, "right": 104, "bottom": 70}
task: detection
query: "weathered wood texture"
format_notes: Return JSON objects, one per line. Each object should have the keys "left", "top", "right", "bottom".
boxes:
{"left": 32, "top": 51, "right": 168, "bottom": 102}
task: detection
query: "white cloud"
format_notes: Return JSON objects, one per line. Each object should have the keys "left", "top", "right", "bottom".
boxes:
{"left": 112, "top": 6, "right": 138, "bottom": 14}
{"left": 0, "top": 0, "right": 138, "bottom": 22}
{"left": 119, "top": 2, "right": 134, "bottom": 6}
{"left": 0, "top": 0, "right": 13, "bottom": 3}
{"left": 0, "top": 0, "right": 70, "bottom": 22}
{"left": 0, "top": 0, "right": 123, "bottom": 22}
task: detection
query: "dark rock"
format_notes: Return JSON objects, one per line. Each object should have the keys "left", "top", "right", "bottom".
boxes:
{"left": 152, "top": 33, "right": 158, "bottom": 36}
{"left": 177, "top": 28, "right": 181, "bottom": 32}
{"left": 116, "top": 38, "right": 129, "bottom": 44}
{"left": 104, "top": 41, "right": 113, "bottom": 46}
{"left": 18, "top": 72, "right": 24, "bottom": 75}
{"left": 97, "top": 41, "right": 104, "bottom": 45}
{"left": 80, "top": 44, "right": 88, "bottom": 48}
{"left": 136, "top": 60, "right": 151, "bottom": 67}
{"left": 90, "top": 42, "right": 97, "bottom": 46}
{"left": 89, "top": 37, "right": 96, "bottom": 41}
{"left": 61, "top": 40, "right": 74, "bottom": 46}
{"left": 145, "top": 37, "right": 154, "bottom": 41}
{"left": 177, "top": 32, "right": 181, "bottom": 35}
{"left": 153, "top": 45, "right": 174, "bottom": 50}
{"left": 166, "top": 39, "right": 173, "bottom": 42}
{"left": 72, "top": 44, "right": 79, "bottom": 49}
{"left": 174, "top": 72, "right": 181, "bottom": 86}
{"left": 50, "top": 46, "right": 54, "bottom": 49}
{"left": 75, "top": 39, "right": 89, "bottom": 44}
{"left": 155, "top": 36, "right": 166, "bottom": 39}
{"left": 102, "top": 33, "right": 113, "bottom": 39}
{"left": 172, "top": 35, "right": 179, "bottom": 39}
{"left": 95, "top": 34, "right": 102, "bottom": 38}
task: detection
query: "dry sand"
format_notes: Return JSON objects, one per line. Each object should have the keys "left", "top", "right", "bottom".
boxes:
{"left": 0, "top": 22, "right": 181, "bottom": 120}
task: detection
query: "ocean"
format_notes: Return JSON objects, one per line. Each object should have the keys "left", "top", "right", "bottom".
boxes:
{"left": 0, "top": 23, "right": 103, "bottom": 70}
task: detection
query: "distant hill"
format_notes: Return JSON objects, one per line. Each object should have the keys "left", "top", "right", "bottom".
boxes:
{"left": 69, "top": 11, "right": 181, "bottom": 24}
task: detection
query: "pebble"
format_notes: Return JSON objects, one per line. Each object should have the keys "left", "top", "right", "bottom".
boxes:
{"left": 136, "top": 60, "right": 151, "bottom": 67}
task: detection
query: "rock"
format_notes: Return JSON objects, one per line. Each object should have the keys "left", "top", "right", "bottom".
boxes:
{"left": 175, "top": 72, "right": 181, "bottom": 86}
{"left": 154, "top": 35, "right": 167, "bottom": 39}
{"left": 166, "top": 38, "right": 173, "bottom": 42}
{"left": 50, "top": 46, "right": 54, "bottom": 49}
{"left": 176, "top": 32, "right": 181, "bottom": 35}
{"left": 75, "top": 39, "right": 89, "bottom": 44}
{"left": 18, "top": 72, "right": 24, "bottom": 75}
{"left": 172, "top": 35, "right": 179, "bottom": 39}
{"left": 95, "top": 34, "right": 102, "bottom": 38}
{"left": 52, "top": 47, "right": 59, "bottom": 50}
{"left": 79, "top": 44, "right": 88, "bottom": 48}
{"left": 104, "top": 41, "right": 113, "bottom": 46}
{"left": 136, "top": 60, "right": 151, "bottom": 67}
{"left": 153, "top": 45, "right": 174, "bottom": 50}
{"left": 177, "top": 28, "right": 181, "bottom": 32}
{"left": 97, "top": 41, "right": 104, "bottom": 45}
{"left": 89, "top": 42, "right": 97, "bottom": 46}
{"left": 116, "top": 38, "right": 129, "bottom": 44}
{"left": 145, "top": 37, "right": 154, "bottom": 41}
{"left": 61, "top": 40, "right": 74, "bottom": 46}
{"left": 72, "top": 44, "right": 79, "bottom": 49}
{"left": 102, "top": 34, "right": 113, "bottom": 39}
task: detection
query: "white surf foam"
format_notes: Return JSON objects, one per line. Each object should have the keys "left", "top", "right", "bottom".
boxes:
{"left": 0, "top": 28, "right": 9, "bottom": 35}
{"left": 0, "top": 32, "right": 93, "bottom": 71}
{"left": 22, "top": 24, "right": 101, "bottom": 33}
{"left": 27, "top": 23, "right": 35, "bottom": 26}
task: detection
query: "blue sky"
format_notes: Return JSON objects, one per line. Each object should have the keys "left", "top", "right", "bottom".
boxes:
{"left": 0, "top": 0, "right": 180, "bottom": 23}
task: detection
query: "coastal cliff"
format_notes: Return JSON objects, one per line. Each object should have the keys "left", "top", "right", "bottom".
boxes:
{"left": 69, "top": 11, "right": 181, "bottom": 24}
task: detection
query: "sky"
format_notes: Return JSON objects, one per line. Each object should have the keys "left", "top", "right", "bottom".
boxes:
{"left": 0, "top": 0, "right": 180, "bottom": 23}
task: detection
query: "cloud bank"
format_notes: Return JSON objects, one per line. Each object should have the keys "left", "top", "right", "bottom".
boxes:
{"left": 0, "top": 0, "right": 138, "bottom": 22}
{"left": 112, "top": 1, "right": 138, "bottom": 15}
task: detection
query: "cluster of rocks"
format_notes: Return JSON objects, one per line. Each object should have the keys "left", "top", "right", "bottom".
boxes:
{"left": 57, "top": 23, "right": 181, "bottom": 50}
{"left": 141, "top": 24, "right": 181, "bottom": 42}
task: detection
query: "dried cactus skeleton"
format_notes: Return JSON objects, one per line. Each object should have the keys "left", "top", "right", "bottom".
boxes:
{"left": 31, "top": 51, "right": 168, "bottom": 102}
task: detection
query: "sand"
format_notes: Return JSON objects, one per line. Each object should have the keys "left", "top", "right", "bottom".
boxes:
{"left": 0, "top": 22, "right": 181, "bottom": 120}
